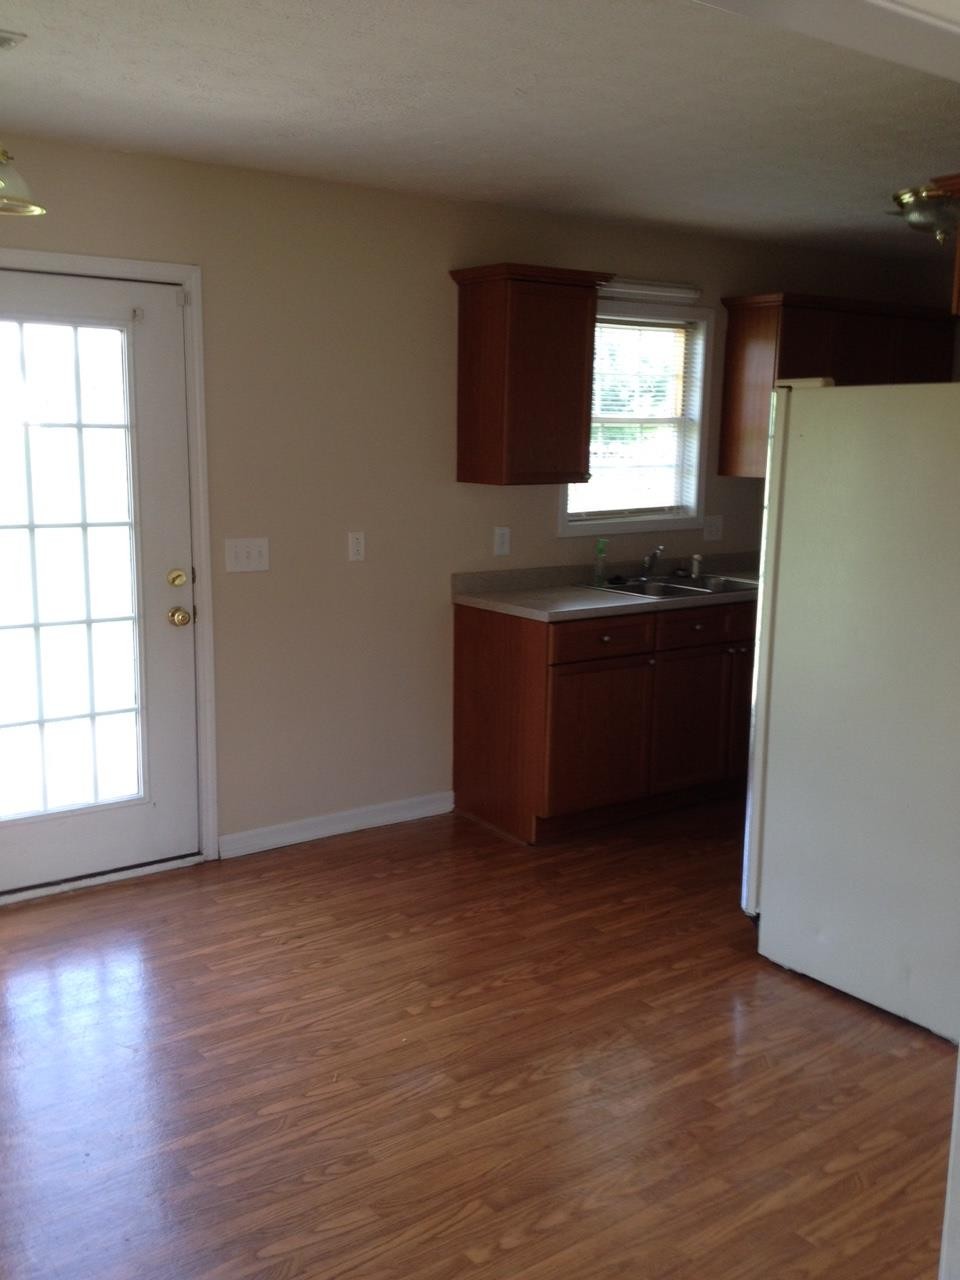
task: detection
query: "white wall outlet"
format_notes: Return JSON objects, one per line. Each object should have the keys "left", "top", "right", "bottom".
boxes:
{"left": 348, "top": 531, "right": 366, "bottom": 562}
{"left": 493, "top": 526, "right": 511, "bottom": 557}
{"left": 225, "top": 537, "right": 270, "bottom": 572}
{"left": 703, "top": 514, "right": 724, "bottom": 542}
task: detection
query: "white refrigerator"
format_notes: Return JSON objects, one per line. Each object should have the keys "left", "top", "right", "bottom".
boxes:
{"left": 741, "top": 380, "right": 960, "bottom": 1045}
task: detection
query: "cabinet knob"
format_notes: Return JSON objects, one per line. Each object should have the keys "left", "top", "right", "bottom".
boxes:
{"left": 692, "top": 623, "right": 704, "bottom": 631}
{"left": 740, "top": 646, "right": 749, "bottom": 654}
{"left": 727, "top": 647, "right": 736, "bottom": 654}
{"left": 601, "top": 634, "right": 612, "bottom": 643}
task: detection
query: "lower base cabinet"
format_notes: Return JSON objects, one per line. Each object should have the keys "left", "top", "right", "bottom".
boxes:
{"left": 546, "top": 655, "right": 655, "bottom": 815}
{"left": 454, "top": 600, "right": 756, "bottom": 843}
{"left": 650, "top": 646, "right": 731, "bottom": 793}
{"left": 726, "top": 643, "right": 755, "bottom": 780}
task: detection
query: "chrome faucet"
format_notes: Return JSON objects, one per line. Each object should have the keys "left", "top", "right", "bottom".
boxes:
{"left": 642, "top": 544, "right": 665, "bottom": 574}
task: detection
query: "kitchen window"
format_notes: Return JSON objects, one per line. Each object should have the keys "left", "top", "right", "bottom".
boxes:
{"left": 559, "top": 299, "right": 712, "bottom": 536}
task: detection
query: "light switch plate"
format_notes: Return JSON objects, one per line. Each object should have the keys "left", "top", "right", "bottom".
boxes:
{"left": 225, "top": 537, "right": 270, "bottom": 572}
{"left": 347, "top": 531, "right": 366, "bottom": 562}
{"left": 493, "top": 526, "right": 511, "bottom": 556}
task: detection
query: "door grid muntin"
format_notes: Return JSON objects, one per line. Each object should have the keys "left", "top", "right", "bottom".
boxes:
{"left": 0, "top": 318, "right": 142, "bottom": 821}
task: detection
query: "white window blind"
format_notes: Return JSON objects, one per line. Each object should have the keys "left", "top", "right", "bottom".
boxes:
{"left": 566, "top": 311, "right": 705, "bottom": 526}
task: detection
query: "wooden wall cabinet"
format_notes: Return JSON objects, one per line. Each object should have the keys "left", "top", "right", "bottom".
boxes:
{"left": 450, "top": 263, "right": 612, "bottom": 484}
{"left": 719, "top": 293, "right": 956, "bottom": 478}
{"left": 454, "top": 601, "right": 756, "bottom": 843}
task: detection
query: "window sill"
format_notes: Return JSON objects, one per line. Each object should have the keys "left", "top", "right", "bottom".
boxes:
{"left": 557, "top": 512, "right": 703, "bottom": 538}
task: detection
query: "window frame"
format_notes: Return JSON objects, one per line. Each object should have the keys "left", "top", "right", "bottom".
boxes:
{"left": 557, "top": 299, "right": 714, "bottom": 538}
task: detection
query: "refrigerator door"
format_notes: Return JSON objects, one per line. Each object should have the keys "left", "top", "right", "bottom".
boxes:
{"left": 741, "top": 387, "right": 790, "bottom": 916}
{"left": 753, "top": 382, "right": 960, "bottom": 1041}
{"left": 744, "top": 378, "right": 834, "bottom": 916}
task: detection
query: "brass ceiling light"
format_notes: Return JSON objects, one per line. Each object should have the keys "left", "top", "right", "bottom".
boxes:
{"left": 0, "top": 146, "right": 46, "bottom": 216}
{"left": 891, "top": 182, "right": 960, "bottom": 244}
{"left": 891, "top": 172, "right": 960, "bottom": 316}
{"left": 0, "top": 32, "right": 45, "bottom": 216}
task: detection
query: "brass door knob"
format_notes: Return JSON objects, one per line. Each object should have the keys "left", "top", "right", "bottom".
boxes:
{"left": 168, "top": 607, "right": 192, "bottom": 627}
{"left": 167, "top": 568, "right": 188, "bottom": 587}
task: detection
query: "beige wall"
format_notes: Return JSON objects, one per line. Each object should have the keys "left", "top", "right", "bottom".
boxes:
{"left": 0, "top": 137, "right": 949, "bottom": 836}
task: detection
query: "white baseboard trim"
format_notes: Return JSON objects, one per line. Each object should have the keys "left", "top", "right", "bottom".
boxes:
{"left": 218, "top": 791, "right": 454, "bottom": 859}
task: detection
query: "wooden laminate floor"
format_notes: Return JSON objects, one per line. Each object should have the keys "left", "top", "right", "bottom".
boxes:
{"left": 0, "top": 804, "right": 955, "bottom": 1280}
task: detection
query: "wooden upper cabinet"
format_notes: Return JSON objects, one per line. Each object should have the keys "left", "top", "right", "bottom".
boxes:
{"left": 719, "top": 293, "right": 956, "bottom": 478}
{"left": 451, "top": 263, "right": 612, "bottom": 484}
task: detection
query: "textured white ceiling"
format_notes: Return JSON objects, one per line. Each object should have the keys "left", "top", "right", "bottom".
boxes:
{"left": 692, "top": 0, "right": 960, "bottom": 80}
{"left": 880, "top": 0, "right": 960, "bottom": 26}
{"left": 1, "top": 0, "right": 959, "bottom": 248}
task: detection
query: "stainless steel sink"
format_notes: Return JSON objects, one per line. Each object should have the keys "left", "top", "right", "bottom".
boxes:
{"left": 603, "top": 574, "right": 757, "bottom": 598}
{"left": 604, "top": 580, "right": 710, "bottom": 598}
{"left": 639, "top": 580, "right": 713, "bottom": 598}
{"left": 698, "top": 575, "right": 759, "bottom": 594}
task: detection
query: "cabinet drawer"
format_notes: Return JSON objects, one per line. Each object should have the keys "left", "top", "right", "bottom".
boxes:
{"left": 549, "top": 614, "right": 655, "bottom": 665}
{"left": 655, "top": 607, "right": 728, "bottom": 651}
{"left": 725, "top": 601, "right": 757, "bottom": 642}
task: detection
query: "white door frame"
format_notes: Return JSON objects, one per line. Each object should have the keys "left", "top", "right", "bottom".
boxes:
{"left": 942, "top": 1062, "right": 960, "bottom": 1280}
{"left": 0, "top": 247, "right": 218, "bottom": 863}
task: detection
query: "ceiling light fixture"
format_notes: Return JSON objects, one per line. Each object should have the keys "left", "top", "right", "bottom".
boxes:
{"left": 0, "top": 147, "right": 46, "bottom": 216}
{"left": 891, "top": 171, "right": 960, "bottom": 315}
{"left": 891, "top": 178, "right": 960, "bottom": 244}
{"left": 0, "top": 34, "right": 45, "bottom": 216}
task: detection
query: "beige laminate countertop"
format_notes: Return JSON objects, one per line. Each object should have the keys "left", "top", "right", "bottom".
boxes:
{"left": 452, "top": 582, "right": 758, "bottom": 623}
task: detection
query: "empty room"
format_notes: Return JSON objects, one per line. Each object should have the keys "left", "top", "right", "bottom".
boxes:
{"left": 0, "top": 2, "right": 959, "bottom": 1277}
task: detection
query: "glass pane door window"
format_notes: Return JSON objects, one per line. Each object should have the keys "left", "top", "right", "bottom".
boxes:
{"left": 0, "top": 320, "right": 141, "bottom": 820}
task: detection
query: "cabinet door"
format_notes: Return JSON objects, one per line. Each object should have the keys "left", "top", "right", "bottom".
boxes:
{"left": 777, "top": 306, "right": 838, "bottom": 381}
{"left": 505, "top": 281, "right": 596, "bottom": 484}
{"left": 893, "top": 316, "right": 956, "bottom": 384}
{"left": 830, "top": 311, "right": 899, "bottom": 385}
{"left": 781, "top": 308, "right": 953, "bottom": 387}
{"left": 718, "top": 302, "right": 781, "bottom": 478}
{"left": 544, "top": 655, "right": 653, "bottom": 816}
{"left": 726, "top": 644, "right": 755, "bottom": 779}
{"left": 650, "top": 645, "right": 729, "bottom": 794}
{"left": 779, "top": 306, "right": 900, "bottom": 386}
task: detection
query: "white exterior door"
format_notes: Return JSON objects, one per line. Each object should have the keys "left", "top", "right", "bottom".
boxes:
{"left": 0, "top": 270, "right": 199, "bottom": 893}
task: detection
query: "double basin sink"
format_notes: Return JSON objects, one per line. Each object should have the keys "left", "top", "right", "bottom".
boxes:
{"left": 603, "top": 574, "right": 758, "bottom": 599}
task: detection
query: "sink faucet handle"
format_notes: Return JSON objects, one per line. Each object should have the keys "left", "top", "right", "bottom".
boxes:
{"left": 643, "top": 543, "right": 665, "bottom": 571}
{"left": 690, "top": 553, "right": 703, "bottom": 580}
